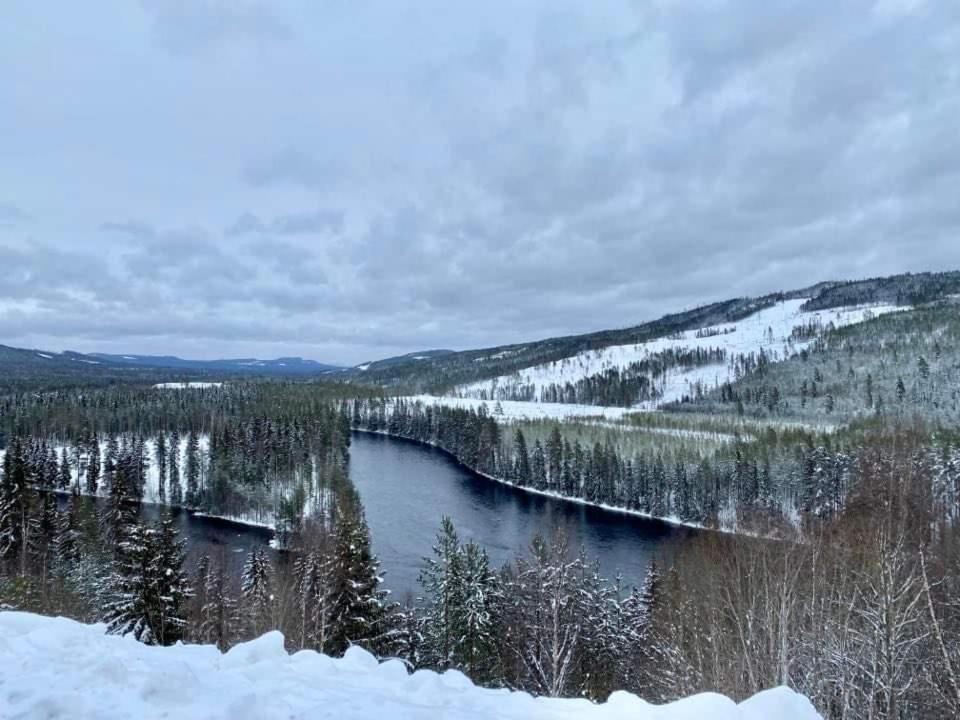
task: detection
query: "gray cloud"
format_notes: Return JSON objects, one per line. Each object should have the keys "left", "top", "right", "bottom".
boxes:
{"left": 242, "top": 149, "right": 341, "bottom": 190}
{"left": 228, "top": 209, "right": 344, "bottom": 236}
{"left": 141, "top": 0, "right": 291, "bottom": 55}
{"left": 2, "top": 1, "right": 960, "bottom": 364}
{"left": 0, "top": 203, "right": 30, "bottom": 226}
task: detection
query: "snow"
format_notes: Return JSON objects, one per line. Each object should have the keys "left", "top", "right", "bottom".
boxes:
{"left": 455, "top": 300, "right": 904, "bottom": 409}
{"left": 36, "top": 353, "right": 53, "bottom": 359}
{"left": 400, "top": 395, "right": 638, "bottom": 421}
{"left": 357, "top": 363, "right": 372, "bottom": 371}
{"left": 153, "top": 382, "right": 223, "bottom": 389}
{"left": 0, "top": 612, "right": 822, "bottom": 720}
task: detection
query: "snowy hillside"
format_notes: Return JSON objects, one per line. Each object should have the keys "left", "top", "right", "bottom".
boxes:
{"left": 400, "top": 395, "right": 638, "bottom": 421}
{"left": 455, "top": 299, "right": 903, "bottom": 408}
{"left": 0, "top": 612, "right": 822, "bottom": 720}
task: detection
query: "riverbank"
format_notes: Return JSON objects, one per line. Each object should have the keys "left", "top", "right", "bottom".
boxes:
{"left": 352, "top": 427, "right": 716, "bottom": 534}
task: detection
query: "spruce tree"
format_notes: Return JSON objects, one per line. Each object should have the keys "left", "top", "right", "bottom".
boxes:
{"left": 185, "top": 430, "right": 200, "bottom": 506}
{"left": 329, "top": 496, "right": 389, "bottom": 655}
{"left": 241, "top": 547, "right": 274, "bottom": 637}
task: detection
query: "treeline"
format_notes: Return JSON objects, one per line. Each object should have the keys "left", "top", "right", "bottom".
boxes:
{"left": 1, "top": 409, "right": 351, "bottom": 532}
{"left": 0, "top": 381, "right": 366, "bottom": 531}
{"left": 0, "top": 379, "right": 374, "bottom": 442}
{"left": 646, "top": 428, "right": 960, "bottom": 719}
{"left": 354, "top": 398, "right": 960, "bottom": 533}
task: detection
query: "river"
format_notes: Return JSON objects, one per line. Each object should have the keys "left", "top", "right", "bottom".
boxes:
{"left": 348, "top": 432, "right": 692, "bottom": 598}
{"left": 147, "top": 432, "right": 692, "bottom": 596}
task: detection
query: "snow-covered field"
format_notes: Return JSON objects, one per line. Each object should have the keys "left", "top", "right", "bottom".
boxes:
{"left": 455, "top": 300, "right": 903, "bottom": 409}
{"left": 399, "top": 395, "right": 638, "bottom": 421}
{"left": 153, "top": 382, "right": 223, "bottom": 389}
{"left": 0, "top": 612, "right": 822, "bottom": 720}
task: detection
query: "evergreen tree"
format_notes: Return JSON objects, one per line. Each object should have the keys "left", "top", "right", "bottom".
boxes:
{"left": 513, "top": 429, "right": 531, "bottom": 486}
{"left": 0, "top": 436, "right": 32, "bottom": 574}
{"left": 57, "top": 447, "right": 72, "bottom": 490}
{"left": 531, "top": 440, "right": 547, "bottom": 491}
{"left": 241, "top": 547, "right": 274, "bottom": 637}
{"left": 155, "top": 432, "right": 167, "bottom": 503}
{"left": 168, "top": 432, "right": 182, "bottom": 506}
{"left": 419, "top": 516, "right": 464, "bottom": 669}
{"left": 84, "top": 436, "right": 100, "bottom": 495}
{"left": 185, "top": 430, "right": 200, "bottom": 506}
{"left": 329, "top": 495, "right": 389, "bottom": 655}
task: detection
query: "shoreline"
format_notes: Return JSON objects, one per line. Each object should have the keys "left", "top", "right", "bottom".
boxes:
{"left": 351, "top": 427, "right": 722, "bottom": 534}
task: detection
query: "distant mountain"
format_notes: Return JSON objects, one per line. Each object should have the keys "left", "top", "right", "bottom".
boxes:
{"left": 88, "top": 353, "right": 342, "bottom": 375}
{"left": 354, "top": 349, "right": 455, "bottom": 372}
{"left": 0, "top": 345, "right": 343, "bottom": 391}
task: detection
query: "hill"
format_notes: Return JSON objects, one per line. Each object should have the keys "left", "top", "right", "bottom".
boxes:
{"left": 89, "top": 352, "right": 342, "bottom": 375}
{"left": 0, "top": 345, "right": 342, "bottom": 391}
{"left": 348, "top": 271, "right": 960, "bottom": 395}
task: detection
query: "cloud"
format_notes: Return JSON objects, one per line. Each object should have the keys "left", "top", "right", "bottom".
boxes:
{"left": 140, "top": 0, "right": 291, "bottom": 55}
{"left": 242, "top": 149, "right": 341, "bottom": 190}
{"left": 100, "top": 220, "right": 157, "bottom": 239}
{"left": 227, "top": 209, "right": 344, "bottom": 236}
{"left": 0, "top": 203, "right": 30, "bottom": 226}
{"left": 225, "top": 212, "right": 267, "bottom": 236}
{"left": 2, "top": 1, "right": 960, "bottom": 364}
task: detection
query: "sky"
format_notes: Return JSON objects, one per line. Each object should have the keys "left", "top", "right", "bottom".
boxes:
{"left": 2, "top": 1, "right": 960, "bottom": 366}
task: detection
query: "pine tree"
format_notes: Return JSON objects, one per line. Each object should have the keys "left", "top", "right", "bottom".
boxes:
{"left": 295, "top": 548, "right": 335, "bottom": 653}
{"left": 168, "top": 432, "right": 182, "bottom": 506}
{"left": 185, "top": 430, "right": 200, "bottom": 506}
{"left": 84, "top": 436, "right": 100, "bottom": 495}
{"left": 155, "top": 432, "right": 167, "bottom": 503}
{"left": 104, "top": 520, "right": 155, "bottom": 643}
{"left": 458, "top": 540, "right": 499, "bottom": 681}
{"left": 57, "top": 448, "right": 72, "bottom": 490}
{"left": 0, "top": 436, "right": 32, "bottom": 574}
{"left": 513, "top": 429, "right": 531, "bottom": 486}
{"left": 419, "top": 516, "right": 464, "bottom": 669}
{"left": 149, "top": 514, "right": 190, "bottom": 645}
{"left": 532, "top": 440, "right": 547, "bottom": 491}
{"left": 241, "top": 547, "right": 274, "bottom": 637}
{"left": 329, "top": 496, "right": 389, "bottom": 655}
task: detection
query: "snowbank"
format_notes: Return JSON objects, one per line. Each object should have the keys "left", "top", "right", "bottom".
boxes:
{"left": 0, "top": 612, "right": 822, "bottom": 720}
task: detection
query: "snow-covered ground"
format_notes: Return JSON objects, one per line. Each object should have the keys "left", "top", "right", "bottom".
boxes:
{"left": 455, "top": 300, "right": 903, "bottom": 409}
{"left": 399, "top": 395, "right": 638, "bottom": 421}
{"left": 153, "top": 382, "right": 223, "bottom": 389}
{"left": 0, "top": 612, "right": 822, "bottom": 720}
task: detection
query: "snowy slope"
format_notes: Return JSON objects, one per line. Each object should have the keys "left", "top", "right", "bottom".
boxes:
{"left": 0, "top": 612, "right": 822, "bottom": 720}
{"left": 455, "top": 300, "right": 903, "bottom": 408}
{"left": 400, "top": 395, "right": 638, "bottom": 421}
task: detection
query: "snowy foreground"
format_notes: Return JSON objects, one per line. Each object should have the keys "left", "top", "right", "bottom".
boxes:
{"left": 0, "top": 613, "right": 822, "bottom": 720}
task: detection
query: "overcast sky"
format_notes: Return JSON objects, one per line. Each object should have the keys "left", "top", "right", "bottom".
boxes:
{"left": 2, "top": 1, "right": 959, "bottom": 365}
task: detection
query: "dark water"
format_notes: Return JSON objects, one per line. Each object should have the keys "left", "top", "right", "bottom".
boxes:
{"left": 113, "top": 432, "right": 692, "bottom": 595}
{"left": 348, "top": 432, "right": 692, "bottom": 597}
{"left": 52, "top": 493, "right": 274, "bottom": 578}
{"left": 145, "top": 506, "right": 274, "bottom": 577}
